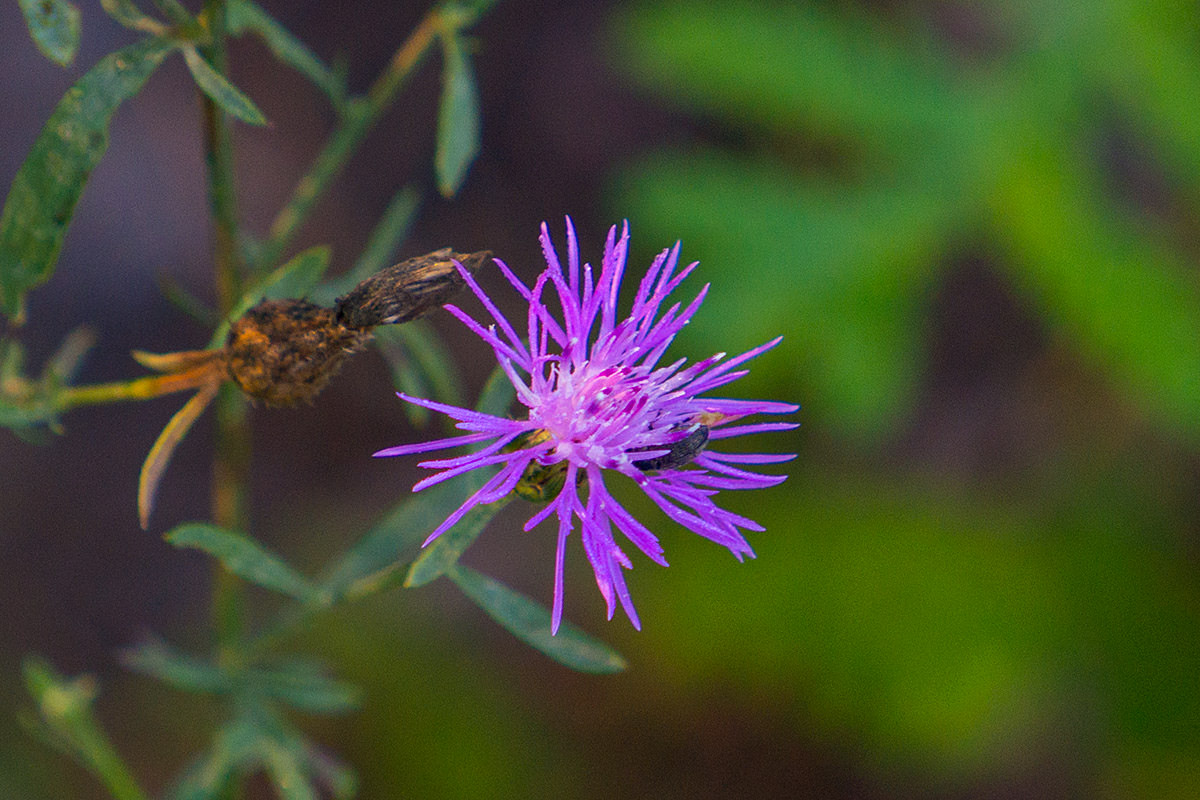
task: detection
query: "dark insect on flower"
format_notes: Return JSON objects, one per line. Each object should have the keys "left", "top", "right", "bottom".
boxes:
{"left": 334, "top": 248, "right": 492, "bottom": 328}
{"left": 630, "top": 424, "right": 710, "bottom": 472}
{"left": 133, "top": 248, "right": 490, "bottom": 528}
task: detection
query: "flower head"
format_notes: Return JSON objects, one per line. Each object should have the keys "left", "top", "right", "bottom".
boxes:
{"left": 375, "top": 219, "right": 798, "bottom": 632}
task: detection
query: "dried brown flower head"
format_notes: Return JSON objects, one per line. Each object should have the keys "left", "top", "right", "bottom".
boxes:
{"left": 225, "top": 299, "right": 370, "bottom": 406}
{"left": 135, "top": 247, "right": 492, "bottom": 527}
{"left": 334, "top": 248, "right": 492, "bottom": 328}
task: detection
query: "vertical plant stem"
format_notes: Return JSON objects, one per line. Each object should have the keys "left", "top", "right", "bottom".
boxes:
{"left": 199, "top": 0, "right": 249, "bottom": 662}
{"left": 255, "top": 9, "right": 443, "bottom": 271}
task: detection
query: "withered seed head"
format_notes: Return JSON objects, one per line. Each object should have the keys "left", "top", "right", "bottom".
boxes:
{"left": 334, "top": 248, "right": 492, "bottom": 329}
{"left": 225, "top": 299, "right": 371, "bottom": 406}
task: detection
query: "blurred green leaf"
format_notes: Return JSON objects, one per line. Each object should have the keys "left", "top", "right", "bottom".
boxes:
{"left": 374, "top": 321, "right": 466, "bottom": 427}
{"left": 434, "top": 33, "right": 480, "bottom": 197}
{"left": 448, "top": 564, "right": 627, "bottom": 673}
{"left": 259, "top": 741, "right": 318, "bottom": 800}
{"left": 253, "top": 244, "right": 331, "bottom": 299}
{"left": 613, "top": 1, "right": 956, "bottom": 142}
{"left": 1039, "top": 0, "right": 1200, "bottom": 190}
{"left": 122, "top": 638, "right": 359, "bottom": 715}
{"left": 248, "top": 705, "right": 342, "bottom": 800}
{"left": 157, "top": 274, "right": 217, "bottom": 325}
{"left": 100, "top": 0, "right": 161, "bottom": 33}
{"left": 989, "top": 143, "right": 1200, "bottom": 438}
{"left": 167, "top": 704, "right": 348, "bottom": 800}
{"left": 404, "top": 495, "right": 507, "bottom": 588}
{"left": 322, "top": 470, "right": 493, "bottom": 600}
{"left": 181, "top": 44, "right": 268, "bottom": 126}
{"left": 374, "top": 326, "right": 434, "bottom": 428}
{"left": 310, "top": 184, "right": 421, "bottom": 305}
{"left": 120, "top": 638, "right": 231, "bottom": 695}
{"left": 226, "top": 0, "right": 348, "bottom": 109}
{"left": 0, "top": 36, "right": 174, "bottom": 319}
{"left": 165, "top": 716, "right": 260, "bottom": 800}
{"left": 247, "top": 659, "right": 360, "bottom": 715}
{"left": 613, "top": 148, "right": 948, "bottom": 437}
{"left": 165, "top": 523, "right": 323, "bottom": 603}
{"left": 208, "top": 245, "right": 330, "bottom": 347}
{"left": 19, "top": 0, "right": 81, "bottom": 67}
{"left": 438, "top": 0, "right": 499, "bottom": 19}
{"left": 0, "top": 327, "right": 95, "bottom": 434}
{"left": 22, "top": 657, "right": 149, "bottom": 800}
{"left": 152, "top": 0, "right": 194, "bottom": 27}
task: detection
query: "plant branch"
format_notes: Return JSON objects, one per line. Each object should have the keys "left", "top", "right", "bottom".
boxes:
{"left": 198, "top": 0, "right": 250, "bottom": 666}
{"left": 255, "top": 9, "right": 444, "bottom": 272}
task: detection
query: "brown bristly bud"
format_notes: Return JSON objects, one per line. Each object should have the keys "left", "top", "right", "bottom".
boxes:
{"left": 333, "top": 248, "right": 492, "bottom": 329}
{"left": 225, "top": 299, "right": 371, "bottom": 406}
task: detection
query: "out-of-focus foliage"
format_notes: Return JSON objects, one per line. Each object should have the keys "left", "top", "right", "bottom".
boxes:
{"left": 19, "top": 0, "right": 80, "bottom": 67}
{"left": 608, "top": 0, "right": 1200, "bottom": 796}
{"left": 610, "top": 0, "right": 1200, "bottom": 443}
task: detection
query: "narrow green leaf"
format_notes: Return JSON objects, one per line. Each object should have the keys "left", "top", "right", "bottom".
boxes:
{"left": 19, "top": 0, "right": 81, "bottom": 67}
{"left": 247, "top": 709, "right": 322, "bottom": 800}
{"left": 253, "top": 244, "right": 331, "bottom": 299}
{"left": 226, "top": 0, "right": 347, "bottom": 109}
{"left": 434, "top": 34, "right": 481, "bottom": 198}
{"left": 157, "top": 274, "right": 217, "bottom": 325}
{"left": 208, "top": 245, "right": 331, "bottom": 347}
{"left": 404, "top": 495, "right": 508, "bottom": 588}
{"left": 151, "top": 0, "right": 194, "bottom": 27}
{"left": 374, "top": 321, "right": 466, "bottom": 427}
{"left": 0, "top": 37, "right": 174, "bottom": 319}
{"left": 374, "top": 326, "right": 434, "bottom": 427}
{"left": 164, "top": 717, "right": 260, "bottom": 800}
{"left": 258, "top": 742, "right": 318, "bottom": 800}
{"left": 309, "top": 184, "right": 421, "bottom": 305}
{"left": 247, "top": 660, "right": 360, "bottom": 715}
{"left": 165, "top": 523, "right": 323, "bottom": 603}
{"left": 181, "top": 44, "right": 268, "bottom": 126}
{"left": 448, "top": 565, "right": 628, "bottom": 674}
{"left": 120, "top": 638, "right": 231, "bottom": 695}
{"left": 100, "top": 0, "right": 162, "bottom": 33}
{"left": 320, "top": 470, "right": 489, "bottom": 599}
{"left": 42, "top": 326, "right": 94, "bottom": 386}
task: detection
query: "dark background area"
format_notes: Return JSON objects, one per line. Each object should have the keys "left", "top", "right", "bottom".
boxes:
{"left": 3, "top": 1, "right": 1200, "bottom": 798}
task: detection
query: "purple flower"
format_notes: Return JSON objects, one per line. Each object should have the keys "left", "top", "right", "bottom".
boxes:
{"left": 375, "top": 219, "right": 798, "bottom": 632}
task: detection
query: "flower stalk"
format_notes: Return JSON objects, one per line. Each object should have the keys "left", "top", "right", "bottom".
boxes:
{"left": 256, "top": 9, "right": 443, "bottom": 273}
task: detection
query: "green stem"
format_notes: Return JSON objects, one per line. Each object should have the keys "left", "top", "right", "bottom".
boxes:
{"left": 24, "top": 661, "right": 150, "bottom": 800}
{"left": 200, "top": 3, "right": 242, "bottom": 313}
{"left": 199, "top": 0, "right": 249, "bottom": 662}
{"left": 255, "top": 9, "right": 443, "bottom": 272}
{"left": 70, "top": 715, "right": 149, "bottom": 800}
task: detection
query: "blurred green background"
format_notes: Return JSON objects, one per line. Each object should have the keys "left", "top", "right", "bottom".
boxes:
{"left": 2, "top": 0, "right": 1199, "bottom": 797}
